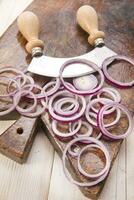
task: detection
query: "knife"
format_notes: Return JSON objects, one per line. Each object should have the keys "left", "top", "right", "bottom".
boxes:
{"left": 17, "top": 5, "right": 116, "bottom": 78}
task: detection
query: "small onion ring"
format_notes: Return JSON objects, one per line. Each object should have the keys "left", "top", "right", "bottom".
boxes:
{"left": 62, "top": 137, "right": 111, "bottom": 187}
{"left": 54, "top": 97, "right": 79, "bottom": 116}
{"left": 102, "top": 55, "right": 134, "bottom": 88}
{"left": 23, "top": 84, "right": 47, "bottom": 99}
{"left": 7, "top": 74, "right": 34, "bottom": 95}
{"left": 59, "top": 59, "right": 104, "bottom": 95}
{"left": 51, "top": 120, "right": 82, "bottom": 138}
{"left": 98, "top": 102, "right": 133, "bottom": 139}
{"left": 97, "top": 87, "right": 121, "bottom": 103}
{"left": 48, "top": 90, "right": 86, "bottom": 122}
{"left": 85, "top": 99, "right": 121, "bottom": 127}
{"left": 42, "top": 78, "right": 60, "bottom": 97}
{"left": 13, "top": 90, "right": 37, "bottom": 113}
{"left": 91, "top": 87, "right": 121, "bottom": 115}
{"left": 71, "top": 121, "right": 93, "bottom": 138}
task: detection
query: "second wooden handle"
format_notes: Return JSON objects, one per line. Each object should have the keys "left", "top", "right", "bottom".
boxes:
{"left": 76, "top": 5, "right": 105, "bottom": 47}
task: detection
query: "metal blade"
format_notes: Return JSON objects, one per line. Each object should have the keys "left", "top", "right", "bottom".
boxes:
{"left": 28, "top": 46, "right": 116, "bottom": 78}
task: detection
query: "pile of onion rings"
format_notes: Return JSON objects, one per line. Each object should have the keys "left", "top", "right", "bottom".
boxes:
{"left": 0, "top": 55, "right": 133, "bottom": 187}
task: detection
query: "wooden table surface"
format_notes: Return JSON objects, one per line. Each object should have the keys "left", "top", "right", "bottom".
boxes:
{"left": 0, "top": 1, "right": 134, "bottom": 200}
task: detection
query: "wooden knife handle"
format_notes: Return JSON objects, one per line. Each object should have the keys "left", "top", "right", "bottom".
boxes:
{"left": 76, "top": 5, "right": 105, "bottom": 47}
{"left": 17, "top": 11, "right": 44, "bottom": 56}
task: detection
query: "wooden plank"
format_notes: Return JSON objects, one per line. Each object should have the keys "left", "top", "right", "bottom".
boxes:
{"left": 116, "top": 141, "right": 126, "bottom": 200}
{"left": 0, "top": 128, "right": 54, "bottom": 200}
{"left": 99, "top": 141, "right": 126, "bottom": 200}
{"left": 126, "top": 119, "right": 134, "bottom": 200}
{"left": 48, "top": 152, "right": 90, "bottom": 200}
{"left": 0, "top": 0, "right": 33, "bottom": 37}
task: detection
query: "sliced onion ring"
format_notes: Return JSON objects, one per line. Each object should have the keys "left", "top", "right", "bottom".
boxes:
{"left": 42, "top": 78, "right": 60, "bottom": 97}
{"left": 97, "top": 87, "right": 121, "bottom": 103}
{"left": 102, "top": 55, "right": 134, "bottom": 88}
{"left": 13, "top": 90, "right": 37, "bottom": 113}
{"left": 85, "top": 98, "right": 121, "bottom": 127}
{"left": 71, "top": 121, "right": 93, "bottom": 138}
{"left": 77, "top": 144, "right": 110, "bottom": 178}
{"left": 62, "top": 137, "right": 111, "bottom": 187}
{"left": 48, "top": 90, "right": 86, "bottom": 122}
{"left": 98, "top": 102, "right": 133, "bottom": 139}
{"left": 54, "top": 97, "right": 79, "bottom": 116}
{"left": 52, "top": 120, "right": 81, "bottom": 138}
{"left": 60, "top": 59, "right": 104, "bottom": 95}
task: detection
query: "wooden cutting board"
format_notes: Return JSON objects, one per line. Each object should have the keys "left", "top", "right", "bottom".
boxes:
{"left": 0, "top": 0, "right": 134, "bottom": 199}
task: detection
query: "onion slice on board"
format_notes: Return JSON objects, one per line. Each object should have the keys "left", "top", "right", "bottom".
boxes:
{"left": 102, "top": 55, "right": 134, "bottom": 88}
{"left": 51, "top": 120, "right": 82, "bottom": 138}
{"left": 48, "top": 90, "right": 86, "bottom": 122}
{"left": 85, "top": 98, "right": 121, "bottom": 127}
{"left": 62, "top": 137, "right": 111, "bottom": 187}
{"left": 98, "top": 102, "right": 133, "bottom": 139}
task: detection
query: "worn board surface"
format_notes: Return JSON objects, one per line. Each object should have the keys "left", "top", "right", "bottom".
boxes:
{"left": 0, "top": 0, "right": 134, "bottom": 199}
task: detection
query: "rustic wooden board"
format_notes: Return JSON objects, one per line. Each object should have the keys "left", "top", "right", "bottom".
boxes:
{"left": 0, "top": 0, "right": 134, "bottom": 199}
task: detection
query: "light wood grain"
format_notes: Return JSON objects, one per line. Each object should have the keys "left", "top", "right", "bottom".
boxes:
{"left": 0, "top": 0, "right": 33, "bottom": 37}
{"left": 0, "top": 1, "right": 134, "bottom": 200}
{"left": 126, "top": 121, "right": 134, "bottom": 200}
{"left": 0, "top": 128, "right": 54, "bottom": 200}
{"left": 48, "top": 153, "right": 90, "bottom": 200}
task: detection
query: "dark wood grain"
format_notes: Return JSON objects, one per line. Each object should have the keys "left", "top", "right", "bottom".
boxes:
{"left": 0, "top": 116, "right": 38, "bottom": 163}
{"left": 0, "top": 0, "right": 134, "bottom": 199}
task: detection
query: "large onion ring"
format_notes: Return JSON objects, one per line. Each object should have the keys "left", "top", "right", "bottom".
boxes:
{"left": 62, "top": 137, "right": 111, "bottom": 187}
{"left": 59, "top": 59, "right": 104, "bottom": 95}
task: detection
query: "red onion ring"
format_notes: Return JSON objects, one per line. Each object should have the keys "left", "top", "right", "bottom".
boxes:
{"left": 13, "top": 90, "right": 37, "bottom": 113}
{"left": 53, "top": 97, "right": 79, "bottom": 117}
{"left": 51, "top": 120, "right": 82, "bottom": 138}
{"left": 0, "top": 67, "right": 27, "bottom": 79}
{"left": 97, "top": 87, "right": 121, "bottom": 103}
{"left": 23, "top": 84, "right": 47, "bottom": 100}
{"left": 59, "top": 59, "right": 104, "bottom": 95}
{"left": 98, "top": 102, "right": 133, "bottom": 139}
{"left": 68, "top": 144, "right": 81, "bottom": 157}
{"left": 85, "top": 99, "right": 121, "bottom": 127}
{"left": 102, "top": 55, "right": 134, "bottom": 88}
{"left": 42, "top": 78, "right": 60, "bottom": 97}
{"left": 62, "top": 137, "right": 111, "bottom": 187}
{"left": 77, "top": 144, "right": 110, "bottom": 178}
{"left": 71, "top": 121, "right": 93, "bottom": 138}
{"left": 7, "top": 74, "right": 34, "bottom": 95}
{"left": 48, "top": 90, "right": 86, "bottom": 122}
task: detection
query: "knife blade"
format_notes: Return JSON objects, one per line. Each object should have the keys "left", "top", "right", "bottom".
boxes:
{"left": 17, "top": 6, "right": 116, "bottom": 78}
